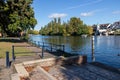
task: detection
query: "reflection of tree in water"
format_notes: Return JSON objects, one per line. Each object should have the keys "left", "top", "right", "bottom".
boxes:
{"left": 43, "top": 36, "right": 89, "bottom": 53}
{"left": 69, "top": 36, "right": 85, "bottom": 51}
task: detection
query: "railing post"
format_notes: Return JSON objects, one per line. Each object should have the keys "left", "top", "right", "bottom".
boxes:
{"left": 12, "top": 45, "right": 15, "bottom": 61}
{"left": 31, "top": 40, "right": 34, "bottom": 46}
{"left": 34, "top": 41, "right": 36, "bottom": 46}
{"left": 50, "top": 43, "right": 52, "bottom": 52}
{"left": 6, "top": 51, "right": 10, "bottom": 68}
{"left": 41, "top": 42, "right": 44, "bottom": 58}
{"left": 38, "top": 41, "right": 40, "bottom": 47}
{"left": 63, "top": 45, "right": 65, "bottom": 52}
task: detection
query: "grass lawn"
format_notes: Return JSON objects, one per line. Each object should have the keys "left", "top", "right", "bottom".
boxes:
{"left": 0, "top": 41, "right": 34, "bottom": 58}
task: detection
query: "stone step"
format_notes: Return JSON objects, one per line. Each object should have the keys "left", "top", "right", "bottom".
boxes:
{"left": 11, "top": 73, "right": 20, "bottom": 80}
{"left": 14, "top": 63, "right": 29, "bottom": 77}
{"left": 30, "top": 66, "right": 57, "bottom": 80}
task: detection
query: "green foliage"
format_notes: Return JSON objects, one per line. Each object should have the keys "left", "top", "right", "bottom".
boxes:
{"left": 0, "top": 0, "right": 37, "bottom": 37}
{"left": 39, "top": 17, "right": 93, "bottom": 36}
{"left": 28, "top": 30, "right": 39, "bottom": 35}
{"left": 20, "top": 33, "right": 29, "bottom": 41}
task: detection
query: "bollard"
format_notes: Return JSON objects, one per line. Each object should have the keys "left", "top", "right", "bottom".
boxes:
{"left": 12, "top": 45, "right": 15, "bottom": 61}
{"left": 6, "top": 51, "right": 10, "bottom": 68}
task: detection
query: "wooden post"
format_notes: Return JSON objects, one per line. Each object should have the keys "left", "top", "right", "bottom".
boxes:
{"left": 6, "top": 51, "right": 10, "bottom": 68}
{"left": 12, "top": 45, "right": 15, "bottom": 61}
{"left": 91, "top": 36, "right": 95, "bottom": 62}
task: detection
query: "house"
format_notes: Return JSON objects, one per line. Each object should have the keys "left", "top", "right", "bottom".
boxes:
{"left": 97, "top": 23, "right": 110, "bottom": 34}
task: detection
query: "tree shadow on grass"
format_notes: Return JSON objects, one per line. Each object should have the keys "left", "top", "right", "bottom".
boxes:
{"left": 0, "top": 38, "right": 27, "bottom": 43}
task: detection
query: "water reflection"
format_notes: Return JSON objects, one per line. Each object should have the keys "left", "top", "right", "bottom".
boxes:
{"left": 30, "top": 35, "right": 120, "bottom": 68}
{"left": 42, "top": 36, "right": 90, "bottom": 54}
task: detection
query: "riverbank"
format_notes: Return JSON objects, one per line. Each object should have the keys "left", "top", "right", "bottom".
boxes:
{"left": 1, "top": 38, "right": 120, "bottom": 80}
{"left": 30, "top": 35, "right": 120, "bottom": 68}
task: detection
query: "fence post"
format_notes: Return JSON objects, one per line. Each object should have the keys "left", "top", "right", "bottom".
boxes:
{"left": 6, "top": 51, "right": 10, "bottom": 68}
{"left": 41, "top": 42, "right": 44, "bottom": 58}
{"left": 12, "top": 45, "right": 15, "bottom": 61}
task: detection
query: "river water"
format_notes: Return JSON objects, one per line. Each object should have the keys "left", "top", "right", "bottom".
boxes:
{"left": 30, "top": 35, "right": 120, "bottom": 68}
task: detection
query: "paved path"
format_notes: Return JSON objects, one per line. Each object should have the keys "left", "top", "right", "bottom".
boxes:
{"left": 29, "top": 64, "right": 120, "bottom": 80}
{"left": 0, "top": 43, "right": 56, "bottom": 80}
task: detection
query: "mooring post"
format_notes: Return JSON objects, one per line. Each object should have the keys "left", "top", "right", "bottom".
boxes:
{"left": 91, "top": 36, "right": 95, "bottom": 62}
{"left": 12, "top": 45, "right": 15, "bottom": 61}
{"left": 6, "top": 51, "right": 10, "bottom": 68}
{"left": 41, "top": 42, "right": 44, "bottom": 58}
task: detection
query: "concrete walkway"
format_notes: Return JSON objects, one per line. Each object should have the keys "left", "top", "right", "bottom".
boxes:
{"left": 0, "top": 44, "right": 56, "bottom": 80}
{"left": 27, "top": 64, "right": 120, "bottom": 80}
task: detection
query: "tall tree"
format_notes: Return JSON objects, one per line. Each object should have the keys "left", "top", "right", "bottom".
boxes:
{"left": 0, "top": 0, "right": 9, "bottom": 36}
{"left": 7, "top": 0, "right": 37, "bottom": 36}
{"left": 39, "top": 17, "right": 93, "bottom": 36}
{"left": 68, "top": 17, "right": 83, "bottom": 35}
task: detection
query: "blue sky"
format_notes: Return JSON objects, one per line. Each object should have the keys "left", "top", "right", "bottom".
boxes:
{"left": 32, "top": 0, "right": 120, "bottom": 30}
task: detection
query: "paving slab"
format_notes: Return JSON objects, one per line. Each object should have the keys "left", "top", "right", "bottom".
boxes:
{"left": 47, "top": 64, "right": 120, "bottom": 80}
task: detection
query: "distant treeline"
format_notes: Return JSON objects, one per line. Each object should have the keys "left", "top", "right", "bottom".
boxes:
{"left": 39, "top": 17, "right": 93, "bottom": 36}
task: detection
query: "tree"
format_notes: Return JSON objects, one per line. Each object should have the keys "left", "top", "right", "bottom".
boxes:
{"left": 0, "top": 0, "right": 9, "bottom": 36}
{"left": 68, "top": 17, "right": 84, "bottom": 35}
{"left": 0, "top": 0, "right": 37, "bottom": 37}
{"left": 39, "top": 17, "right": 93, "bottom": 36}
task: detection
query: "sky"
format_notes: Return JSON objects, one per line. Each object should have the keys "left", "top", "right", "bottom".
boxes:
{"left": 32, "top": 0, "right": 120, "bottom": 30}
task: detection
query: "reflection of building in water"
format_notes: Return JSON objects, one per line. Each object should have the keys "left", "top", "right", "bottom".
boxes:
{"left": 114, "top": 36, "right": 120, "bottom": 50}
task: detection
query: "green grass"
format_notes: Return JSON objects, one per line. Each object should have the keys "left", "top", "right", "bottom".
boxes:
{"left": 0, "top": 42, "right": 34, "bottom": 58}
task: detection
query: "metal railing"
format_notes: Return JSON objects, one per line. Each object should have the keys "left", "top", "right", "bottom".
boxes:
{"left": 11, "top": 41, "right": 65, "bottom": 61}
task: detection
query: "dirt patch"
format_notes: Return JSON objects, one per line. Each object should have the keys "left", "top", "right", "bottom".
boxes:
{"left": 25, "top": 66, "right": 35, "bottom": 73}
{"left": 41, "top": 66, "right": 52, "bottom": 72}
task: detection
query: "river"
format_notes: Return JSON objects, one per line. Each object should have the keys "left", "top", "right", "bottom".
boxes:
{"left": 30, "top": 35, "right": 120, "bottom": 68}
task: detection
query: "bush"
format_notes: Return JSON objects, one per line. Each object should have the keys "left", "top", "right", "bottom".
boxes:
{"left": 20, "top": 33, "right": 29, "bottom": 41}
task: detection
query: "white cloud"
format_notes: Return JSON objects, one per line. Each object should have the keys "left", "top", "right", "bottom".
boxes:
{"left": 112, "top": 10, "right": 120, "bottom": 14}
{"left": 48, "top": 13, "right": 67, "bottom": 18}
{"left": 80, "top": 12, "right": 93, "bottom": 17}
{"left": 80, "top": 8, "right": 107, "bottom": 17}
{"left": 64, "top": 0, "right": 103, "bottom": 10}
